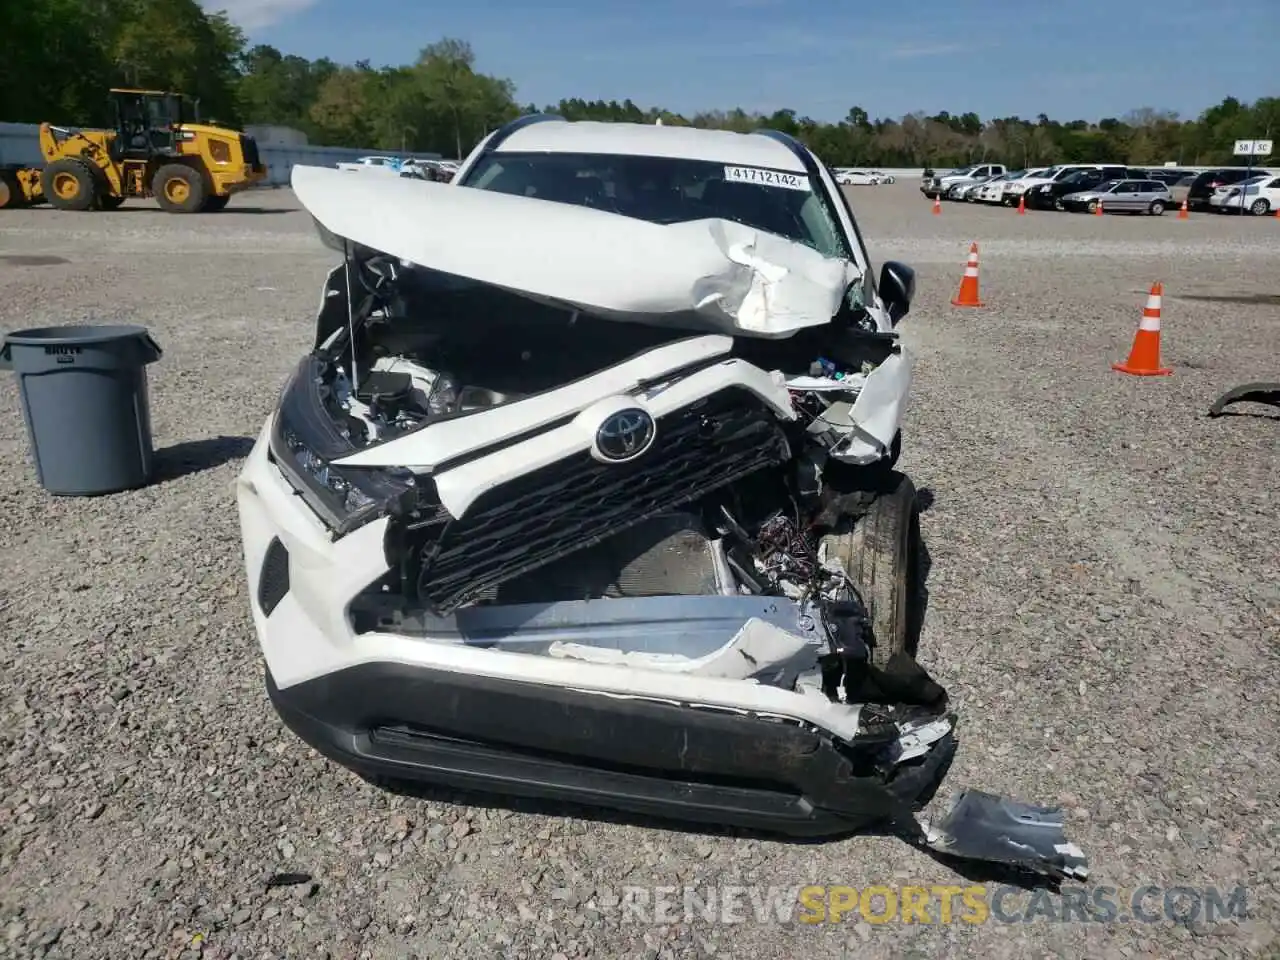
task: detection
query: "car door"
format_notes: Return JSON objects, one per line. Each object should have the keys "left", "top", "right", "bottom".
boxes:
{"left": 1071, "top": 169, "right": 1105, "bottom": 198}
{"left": 1109, "top": 181, "right": 1140, "bottom": 210}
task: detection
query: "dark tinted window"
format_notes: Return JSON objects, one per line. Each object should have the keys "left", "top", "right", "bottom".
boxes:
{"left": 464, "top": 151, "right": 850, "bottom": 258}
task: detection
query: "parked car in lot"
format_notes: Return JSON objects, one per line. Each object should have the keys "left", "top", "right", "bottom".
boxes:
{"left": 946, "top": 175, "right": 998, "bottom": 201}
{"left": 997, "top": 167, "right": 1053, "bottom": 203}
{"left": 1210, "top": 173, "right": 1280, "bottom": 215}
{"left": 973, "top": 170, "right": 1026, "bottom": 204}
{"left": 400, "top": 159, "right": 458, "bottom": 183}
{"left": 1186, "top": 168, "right": 1268, "bottom": 211}
{"left": 1168, "top": 174, "right": 1197, "bottom": 207}
{"left": 867, "top": 170, "right": 895, "bottom": 184}
{"left": 1024, "top": 165, "right": 1143, "bottom": 210}
{"left": 1059, "top": 179, "right": 1174, "bottom": 215}
{"left": 836, "top": 169, "right": 884, "bottom": 186}
{"left": 337, "top": 155, "right": 408, "bottom": 174}
{"left": 921, "top": 162, "right": 1007, "bottom": 199}
{"left": 1143, "top": 168, "right": 1196, "bottom": 187}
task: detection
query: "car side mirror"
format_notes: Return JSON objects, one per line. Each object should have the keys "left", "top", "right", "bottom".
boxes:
{"left": 879, "top": 261, "right": 916, "bottom": 325}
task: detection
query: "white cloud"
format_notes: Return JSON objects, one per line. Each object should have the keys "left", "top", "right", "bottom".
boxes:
{"left": 200, "top": 0, "right": 319, "bottom": 30}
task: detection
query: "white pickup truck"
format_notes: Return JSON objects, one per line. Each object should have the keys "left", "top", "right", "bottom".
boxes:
{"left": 921, "top": 163, "right": 1007, "bottom": 199}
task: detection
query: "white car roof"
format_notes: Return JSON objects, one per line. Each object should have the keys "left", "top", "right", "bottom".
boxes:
{"left": 496, "top": 120, "right": 809, "bottom": 173}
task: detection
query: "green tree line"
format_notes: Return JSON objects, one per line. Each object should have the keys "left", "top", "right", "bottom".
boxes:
{"left": 2, "top": 0, "right": 1275, "bottom": 166}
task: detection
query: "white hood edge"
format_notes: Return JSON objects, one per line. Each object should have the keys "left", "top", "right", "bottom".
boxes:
{"left": 291, "top": 164, "right": 859, "bottom": 339}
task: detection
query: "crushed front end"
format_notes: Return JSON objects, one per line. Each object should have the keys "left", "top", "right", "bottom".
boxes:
{"left": 236, "top": 166, "right": 1089, "bottom": 878}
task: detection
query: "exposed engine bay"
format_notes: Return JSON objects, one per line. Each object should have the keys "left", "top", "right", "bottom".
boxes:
{"left": 313, "top": 252, "right": 893, "bottom": 458}
{"left": 304, "top": 253, "right": 906, "bottom": 636}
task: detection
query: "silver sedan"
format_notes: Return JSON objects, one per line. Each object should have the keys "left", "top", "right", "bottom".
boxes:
{"left": 1060, "top": 179, "right": 1175, "bottom": 215}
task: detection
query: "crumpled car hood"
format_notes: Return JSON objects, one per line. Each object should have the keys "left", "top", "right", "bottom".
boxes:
{"left": 291, "top": 164, "right": 859, "bottom": 338}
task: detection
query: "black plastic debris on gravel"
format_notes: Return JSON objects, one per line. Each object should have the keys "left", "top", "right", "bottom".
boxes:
{"left": 1171, "top": 292, "right": 1280, "bottom": 307}
{"left": 265, "top": 872, "right": 313, "bottom": 888}
{"left": 0, "top": 255, "right": 70, "bottom": 266}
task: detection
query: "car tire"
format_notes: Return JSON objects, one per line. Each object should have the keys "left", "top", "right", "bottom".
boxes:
{"left": 1087, "top": 200, "right": 1099, "bottom": 214}
{"left": 1149, "top": 200, "right": 1165, "bottom": 216}
{"left": 819, "top": 471, "right": 920, "bottom": 668}
{"left": 40, "top": 158, "right": 97, "bottom": 211}
{"left": 1250, "top": 199, "right": 1270, "bottom": 216}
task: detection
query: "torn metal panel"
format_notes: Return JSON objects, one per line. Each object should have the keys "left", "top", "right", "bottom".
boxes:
{"left": 291, "top": 164, "right": 859, "bottom": 339}
{"left": 917, "top": 790, "right": 1091, "bottom": 882}
{"left": 809, "top": 350, "right": 913, "bottom": 464}
{"left": 548, "top": 615, "right": 822, "bottom": 687}
{"left": 884, "top": 716, "right": 953, "bottom": 765}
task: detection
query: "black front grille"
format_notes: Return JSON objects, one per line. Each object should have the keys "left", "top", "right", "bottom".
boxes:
{"left": 240, "top": 135, "right": 261, "bottom": 169}
{"left": 413, "top": 389, "right": 789, "bottom": 613}
{"left": 258, "top": 538, "right": 290, "bottom": 616}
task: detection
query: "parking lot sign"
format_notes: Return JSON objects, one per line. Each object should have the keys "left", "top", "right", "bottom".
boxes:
{"left": 1233, "top": 139, "right": 1273, "bottom": 157}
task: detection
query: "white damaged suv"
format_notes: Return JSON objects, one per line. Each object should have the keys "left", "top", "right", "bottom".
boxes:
{"left": 235, "top": 116, "right": 1089, "bottom": 873}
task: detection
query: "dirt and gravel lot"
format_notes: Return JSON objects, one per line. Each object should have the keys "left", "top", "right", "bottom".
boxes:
{"left": 1, "top": 181, "right": 1278, "bottom": 960}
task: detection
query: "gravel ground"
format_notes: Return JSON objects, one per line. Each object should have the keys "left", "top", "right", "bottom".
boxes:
{"left": 1, "top": 182, "right": 1277, "bottom": 960}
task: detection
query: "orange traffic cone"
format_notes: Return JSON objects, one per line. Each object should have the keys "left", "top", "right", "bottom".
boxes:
{"left": 1177, "top": 199, "right": 1189, "bottom": 219}
{"left": 950, "top": 242, "right": 984, "bottom": 308}
{"left": 932, "top": 194, "right": 941, "bottom": 215}
{"left": 1094, "top": 199, "right": 1105, "bottom": 216}
{"left": 1017, "top": 194, "right": 1026, "bottom": 215}
{"left": 1113, "top": 282, "right": 1172, "bottom": 376}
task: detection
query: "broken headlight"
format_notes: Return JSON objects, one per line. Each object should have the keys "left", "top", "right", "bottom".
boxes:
{"left": 268, "top": 357, "right": 418, "bottom": 537}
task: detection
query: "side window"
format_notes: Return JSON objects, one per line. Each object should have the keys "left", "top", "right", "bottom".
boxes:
{"left": 1269, "top": 178, "right": 1280, "bottom": 189}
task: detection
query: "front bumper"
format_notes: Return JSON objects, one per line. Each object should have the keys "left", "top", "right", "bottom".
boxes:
{"left": 1025, "top": 190, "right": 1059, "bottom": 209}
{"left": 212, "top": 164, "right": 269, "bottom": 195}
{"left": 1209, "top": 196, "right": 1248, "bottom": 212}
{"left": 238, "top": 406, "right": 954, "bottom": 836}
{"left": 267, "top": 661, "right": 957, "bottom": 836}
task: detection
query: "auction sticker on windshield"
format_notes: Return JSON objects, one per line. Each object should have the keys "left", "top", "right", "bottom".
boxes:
{"left": 723, "top": 166, "right": 811, "bottom": 191}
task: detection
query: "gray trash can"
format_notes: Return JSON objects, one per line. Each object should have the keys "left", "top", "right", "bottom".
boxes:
{"left": 1, "top": 324, "right": 163, "bottom": 496}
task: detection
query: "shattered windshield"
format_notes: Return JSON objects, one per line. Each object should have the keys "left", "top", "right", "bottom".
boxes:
{"left": 463, "top": 152, "right": 851, "bottom": 260}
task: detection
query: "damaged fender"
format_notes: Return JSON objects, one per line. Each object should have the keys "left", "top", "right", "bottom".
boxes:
{"left": 915, "top": 790, "right": 1091, "bottom": 882}
{"left": 811, "top": 350, "right": 913, "bottom": 464}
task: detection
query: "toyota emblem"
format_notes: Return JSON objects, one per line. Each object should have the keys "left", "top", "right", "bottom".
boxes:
{"left": 593, "top": 408, "right": 656, "bottom": 463}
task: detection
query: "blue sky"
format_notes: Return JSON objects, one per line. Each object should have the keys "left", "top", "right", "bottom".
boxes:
{"left": 203, "top": 0, "right": 1277, "bottom": 123}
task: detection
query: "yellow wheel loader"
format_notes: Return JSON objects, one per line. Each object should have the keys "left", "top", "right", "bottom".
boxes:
{"left": 0, "top": 89, "right": 268, "bottom": 212}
